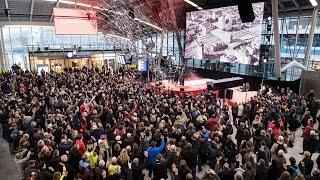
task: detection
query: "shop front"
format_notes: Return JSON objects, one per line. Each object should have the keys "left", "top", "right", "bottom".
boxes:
{"left": 29, "top": 49, "right": 124, "bottom": 73}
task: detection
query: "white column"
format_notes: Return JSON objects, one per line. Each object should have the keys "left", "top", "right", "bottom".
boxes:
{"left": 272, "top": 0, "right": 281, "bottom": 80}
{"left": 0, "top": 27, "right": 6, "bottom": 70}
{"left": 304, "top": 6, "right": 318, "bottom": 68}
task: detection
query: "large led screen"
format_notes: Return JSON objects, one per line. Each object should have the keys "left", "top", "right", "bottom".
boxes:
{"left": 54, "top": 8, "right": 97, "bottom": 35}
{"left": 185, "top": 3, "right": 264, "bottom": 65}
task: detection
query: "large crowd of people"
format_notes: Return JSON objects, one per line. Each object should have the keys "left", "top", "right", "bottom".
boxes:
{"left": 0, "top": 67, "right": 319, "bottom": 180}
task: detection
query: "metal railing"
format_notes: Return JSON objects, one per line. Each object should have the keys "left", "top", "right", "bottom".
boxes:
{"left": 27, "top": 44, "right": 117, "bottom": 52}
{"left": 185, "top": 58, "right": 302, "bottom": 81}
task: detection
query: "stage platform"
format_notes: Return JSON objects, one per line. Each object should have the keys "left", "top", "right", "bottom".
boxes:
{"left": 149, "top": 78, "right": 211, "bottom": 96}
{"left": 149, "top": 77, "right": 244, "bottom": 96}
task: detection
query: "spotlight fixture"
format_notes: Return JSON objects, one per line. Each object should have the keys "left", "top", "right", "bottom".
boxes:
{"left": 4, "top": 8, "right": 9, "bottom": 16}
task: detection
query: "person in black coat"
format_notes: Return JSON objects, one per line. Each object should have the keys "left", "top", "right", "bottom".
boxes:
{"left": 218, "top": 163, "right": 236, "bottom": 180}
{"left": 255, "top": 159, "right": 268, "bottom": 180}
{"left": 268, "top": 160, "right": 282, "bottom": 180}
{"left": 131, "top": 158, "right": 144, "bottom": 180}
{"left": 153, "top": 156, "right": 168, "bottom": 180}
{"left": 288, "top": 114, "right": 300, "bottom": 143}
{"left": 177, "top": 160, "right": 192, "bottom": 180}
{"left": 305, "top": 131, "right": 318, "bottom": 157}
{"left": 299, "top": 152, "right": 314, "bottom": 176}
{"left": 181, "top": 143, "right": 197, "bottom": 179}
{"left": 38, "top": 161, "right": 54, "bottom": 180}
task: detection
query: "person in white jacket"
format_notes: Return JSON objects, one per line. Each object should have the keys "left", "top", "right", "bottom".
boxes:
{"left": 237, "top": 103, "right": 244, "bottom": 118}
{"left": 14, "top": 149, "right": 32, "bottom": 178}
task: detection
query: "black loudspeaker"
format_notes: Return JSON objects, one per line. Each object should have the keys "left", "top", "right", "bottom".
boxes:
{"left": 180, "top": 88, "right": 184, "bottom": 92}
{"left": 219, "top": 89, "right": 225, "bottom": 99}
{"left": 238, "top": 0, "right": 255, "bottom": 23}
{"left": 4, "top": 8, "right": 9, "bottom": 17}
{"left": 226, "top": 89, "right": 233, "bottom": 100}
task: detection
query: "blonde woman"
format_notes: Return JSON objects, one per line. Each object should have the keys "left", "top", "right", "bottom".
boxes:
{"left": 118, "top": 148, "right": 130, "bottom": 165}
{"left": 98, "top": 136, "right": 109, "bottom": 160}
{"left": 252, "top": 115, "right": 261, "bottom": 128}
{"left": 118, "top": 149, "right": 130, "bottom": 179}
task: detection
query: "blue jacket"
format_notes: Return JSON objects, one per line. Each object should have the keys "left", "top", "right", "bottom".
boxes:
{"left": 201, "top": 131, "right": 211, "bottom": 150}
{"left": 147, "top": 138, "right": 165, "bottom": 165}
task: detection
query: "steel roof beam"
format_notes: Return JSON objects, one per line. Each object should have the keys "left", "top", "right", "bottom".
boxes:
{"left": 30, "top": 0, "right": 35, "bottom": 21}
{"left": 292, "top": 0, "right": 299, "bottom": 8}
{"left": 49, "top": 0, "right": 59, "bottom": 23}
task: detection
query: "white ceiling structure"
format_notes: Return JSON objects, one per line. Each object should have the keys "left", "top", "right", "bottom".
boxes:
{"left": 0, "top": 0, "right": 316, "bottom": 22}
{"left": 0, "top": 0, "right": 316, "bottom": 41}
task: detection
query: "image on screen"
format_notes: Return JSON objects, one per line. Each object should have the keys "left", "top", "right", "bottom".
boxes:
{"left": 185, "top": 2, "right": 264, "bottom": 65}
{"left": 54, "top": 8, "right": 97, "bottom": 35}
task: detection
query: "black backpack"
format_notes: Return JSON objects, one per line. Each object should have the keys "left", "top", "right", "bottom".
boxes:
{"left": 275, "top": 143, "right": 285, "bottom": 154}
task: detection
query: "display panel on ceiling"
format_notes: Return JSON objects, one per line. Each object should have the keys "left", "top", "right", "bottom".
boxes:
{"left": 54, "top": 8, "right": 97, "bottom": 35}
{"left": 185, "top": 2, "right": 264, "bottom": 65}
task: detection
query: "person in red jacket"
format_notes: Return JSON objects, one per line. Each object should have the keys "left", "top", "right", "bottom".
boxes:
{"left": 301, "top": 120, "right": 314, "bottom": 154}
{"left": 207, "top": 115, "right": 220, "bottom": 131}
{"left": 75, "top": 134, "right": 87, "bottom": 156}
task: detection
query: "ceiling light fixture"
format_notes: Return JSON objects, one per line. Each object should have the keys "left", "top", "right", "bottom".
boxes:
{"left": 309, "top": 0, "right": 318, "bottom": 6}
{"left": 134, "top": 18, "right": 163, "bottom": 31}
{"left": 76, "top": 2, "right": 92, "bottom": 8}
{"left": 105, "top": 34, "right": 130, "bottom": 41}
{"left": 44, "top": 0, "right": 103, "bottom": 10}
{"left": 184, "top": 0, "right": 203, "bottom": 10}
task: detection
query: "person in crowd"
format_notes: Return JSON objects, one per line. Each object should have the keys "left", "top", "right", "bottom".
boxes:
{"left": 270, "top": 136, "right": 288, "bottom": 161}
{"left": 0, "top": 67, "right": 318, "bottom": 180}
{"left": 288, "top": 113, "right": 300, "bottom": 144}
{"left": 147, "top": 136, "right": 165, "bottom": 177}
{"left": 279, "top": 171, "right": 291, "bottom": 180}
{"left": 287, "top": 157, "right": 302, "bottom": 180}
{"left": 181, "top": 143, "right": 198, "bottom": 179}
{"left": 255, "top": 159, "right": 268, "bottom": 180}
{"left": 299, "top": 151, "right": 314, "bottom": 176}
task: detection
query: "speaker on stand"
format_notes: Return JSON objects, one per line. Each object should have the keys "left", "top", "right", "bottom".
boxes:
{"left": 226, "top": 89, "right": 233, "bottom": 100}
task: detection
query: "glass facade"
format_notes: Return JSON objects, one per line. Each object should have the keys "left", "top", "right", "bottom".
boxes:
{"left": 1, "top": 25, "right": 125, "bottom": 70}
{"left": 2, "top": 14, "right": 320, "bottom": 81}
{"left": 134, "top": 31, "right": 185, "bottom": 66}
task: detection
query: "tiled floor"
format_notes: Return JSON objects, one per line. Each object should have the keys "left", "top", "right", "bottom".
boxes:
{"left": 0, "top": 129, "right": 20, "bottom": 180}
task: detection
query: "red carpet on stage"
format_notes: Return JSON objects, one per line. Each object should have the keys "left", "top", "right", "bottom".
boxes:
{"left": 149, "top": 78, "right": 219, "bottom": 97}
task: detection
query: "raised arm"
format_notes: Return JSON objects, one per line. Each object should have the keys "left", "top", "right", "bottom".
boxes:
{"left": 155, "top": 137, "right": 165, "bottom": 153}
